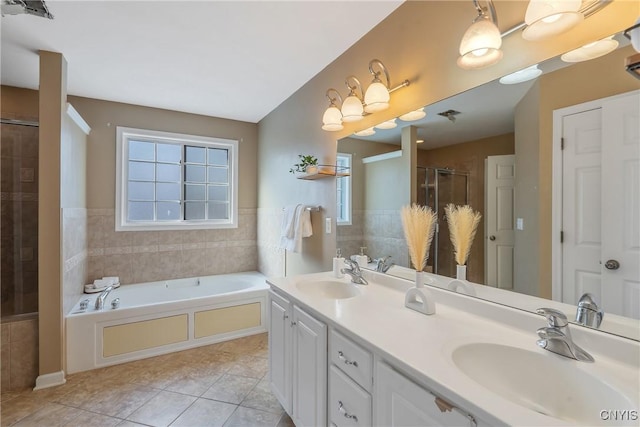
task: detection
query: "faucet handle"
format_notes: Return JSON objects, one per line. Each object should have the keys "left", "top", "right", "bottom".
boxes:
{"left": 344, "top": 258, "right": 360, "bottom": 272}
{"left": 536, "top": 308, "right": 568, "bottom": 327}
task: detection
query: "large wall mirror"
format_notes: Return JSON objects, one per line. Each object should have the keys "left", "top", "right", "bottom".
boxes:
{"left": 336, "top": 33, "right": 640, "bottom": 340}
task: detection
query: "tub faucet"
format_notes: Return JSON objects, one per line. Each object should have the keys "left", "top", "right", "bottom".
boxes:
{"left": 536, "top": 308, "right": 594, "bottom": 362}
{"left": 342, "top": 259, "right": 368, "bottom": 285}
{"left": 95, "top": 285, "right": 114, "bottom": 310}
{"left": 374, "top": 256, "right": 394, "bottom": 273}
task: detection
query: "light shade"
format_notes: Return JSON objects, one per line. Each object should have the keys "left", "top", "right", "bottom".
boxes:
{"left": 561, "top": 36, "right": 619, "bottom": 63}
{"left": 374, "top": 119, "right": 397, "bottom": 130}
{"left": 354, "top": 127, "right": 375, "bottom": 137}
{"left": 321, "top": 106, "right": 343, "bottom": 131}
{"left": 399, "top": 108, "right": 426, "bottom": 121}
{"left": 499, "top": 64, "right": 543, "bottom": 84}
{"left": 457, "top": 18, "right": 503, "bottom": 70}
{"left": 364, "top": 81, "right": 390, "bottom": 113}
{"left": 630, "top": 18, "right": 640, "bottom": 52}
{"left": 522, "top": 0, "right": 583, "bottom": 41}
{"left": 341, "top": 95, "right": 364, "bottom": 122}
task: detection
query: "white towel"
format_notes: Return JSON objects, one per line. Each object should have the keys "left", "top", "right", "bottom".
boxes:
{"left": 279, "top": 205, "right": 313, "bottom": 252}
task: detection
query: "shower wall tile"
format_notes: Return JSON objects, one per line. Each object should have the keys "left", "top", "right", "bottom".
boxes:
{"left": 87, "top": 210, "right": 258, "bottom": 285}
{"left": 0, "top": 318, "right": 38, "bottom": 392}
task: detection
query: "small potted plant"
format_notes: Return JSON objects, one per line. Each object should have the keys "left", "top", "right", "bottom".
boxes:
{"left": 289, "top": 154, "right": 319, "bottom": 175}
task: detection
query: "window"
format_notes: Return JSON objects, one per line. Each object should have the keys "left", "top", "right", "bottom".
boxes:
{"left": 116, "top": 127, "right": 238, "bottom": 231}
{"left": 336, "top": 153, "right": 352, "bottom": 225}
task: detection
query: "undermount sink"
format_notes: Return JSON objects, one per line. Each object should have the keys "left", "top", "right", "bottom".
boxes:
{"left": 296, "top": 280, "right": 361, "bottom": 300}
{"left": 452, "top": 343, "right": 634, "bottom": 425}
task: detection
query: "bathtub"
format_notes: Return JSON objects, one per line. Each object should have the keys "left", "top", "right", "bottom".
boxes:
{"left": 66, "top": 271, "right": 268, "bottom": 374}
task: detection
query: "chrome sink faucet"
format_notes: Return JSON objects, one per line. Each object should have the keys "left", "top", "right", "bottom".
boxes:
{"left": 342, "top": 259, "right": 368, "bottom": 285}
{"left": 374, "top": 256, "right": 394, "bottom": 273}
{"left": 536, "top": 308, "right": 594, "bottom": 362}
{"left": 95, "top": 285, "right": 114, "bottom": 310}
{"left": 575, "top": 293, "right": 604, "bottom": 328}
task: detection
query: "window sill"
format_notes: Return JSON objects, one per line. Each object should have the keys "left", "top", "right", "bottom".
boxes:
{"left": 115, "top": 221, "right": 237, "bottom": 232}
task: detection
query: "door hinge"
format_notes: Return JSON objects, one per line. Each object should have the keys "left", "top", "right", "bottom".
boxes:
{"left": 560, "top": 231, "right": 564, "bottom": 243}
{"left": 561, "top": 137, "right": 565, "bottom": 150}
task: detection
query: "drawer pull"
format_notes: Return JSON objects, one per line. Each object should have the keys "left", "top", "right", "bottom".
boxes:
{"left": 284, "top": 314, "right": 289, "bottom": 319}
{"left": 338, "top": 350, "right": 358, "bottom": 367}
{"left": 338, "top": 400, "right": 358, "bottom": 422}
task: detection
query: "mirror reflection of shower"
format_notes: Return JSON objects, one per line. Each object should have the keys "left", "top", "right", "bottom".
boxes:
{"left": 417, "top": 167, "right": 469, "bottom": 278}
{"left": 1, "top": 118, "right": 39, "bottom": 319}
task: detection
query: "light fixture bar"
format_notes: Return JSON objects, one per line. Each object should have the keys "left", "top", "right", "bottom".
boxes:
{"left": 388, "top": 80, "right": 410, "bottom": 94}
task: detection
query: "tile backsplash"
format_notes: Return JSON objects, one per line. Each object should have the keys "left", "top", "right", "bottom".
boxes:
{"left": 87, "top": 208, "right": 258, "bottom": 285}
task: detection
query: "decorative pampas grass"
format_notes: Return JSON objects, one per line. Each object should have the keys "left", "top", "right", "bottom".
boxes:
{"left": 445, "top": 204, "right": 482, "bottom": 266}
{"left": 401, "top": 204, "right": 437, "bottom": 271}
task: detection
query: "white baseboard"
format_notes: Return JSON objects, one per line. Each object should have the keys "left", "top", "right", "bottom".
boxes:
{"left": 33, "top": 371, "right": 66, "bottom": 390}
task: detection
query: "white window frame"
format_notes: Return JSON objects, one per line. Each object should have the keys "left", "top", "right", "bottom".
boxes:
{"left": 115, "top": 126, "right": 238, "bottom": 231}
{"left": 336, "top": 153, "right": 352, "bottom": 226}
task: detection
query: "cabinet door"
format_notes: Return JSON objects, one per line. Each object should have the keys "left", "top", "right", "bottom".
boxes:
{"left": 375, "top": 362, "right": 476, "bottom": 427}
{"left": 268, "top": 290, "right": 292, "bottom": 414}
{"left": 292, "top": 305, "right": 327, "bottom": 427}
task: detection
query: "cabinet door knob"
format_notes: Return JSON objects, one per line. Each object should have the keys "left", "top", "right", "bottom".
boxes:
{"left": 337, "top": 350, "right": 359, "bottom": 367}
{"left": 290, "top": 321, "right": 297, "bottom": 327}
{"left": 283, "top": 314, "right": 289, "bottom": 319}
{"left": 338, "top": 400, "right": 358, "bottom": 422}
{"left": 489, "top": 235, "right": 496, "bottom": 241}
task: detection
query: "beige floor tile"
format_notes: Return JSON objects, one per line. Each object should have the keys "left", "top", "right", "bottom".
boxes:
{"left": 80, "top": 383, "right": 160, "bottom": 419}
{"left": 126, "top": 390, "right": 196, "bottom": 427}
{"left": 169, "top": 398, "right": 236, "bottom": 427}
{"left": 64, "top": 409, "right": 122, "bottom": 427}
{"left": 240, "top": 387, "right": 284, "bottom": 415}
{"left": 223, "top": 406, "right": 281, "bottom": 427}
{"left": 226, "top": 355, "right": 268, "bottom": 379}
{"left": 0, "top": 393, "right": 47, "bottom": 426}
{"left": 116, "top": 421, "right": 148, "bottom": 427}
{"left": 164, "top": 373, "right": 220, "bottom": 397}
{"left": 11, "top": 402, "right": 82, "bottom": 427}
{"left": 201, "top": 374, "right": 258, "bottom": 405}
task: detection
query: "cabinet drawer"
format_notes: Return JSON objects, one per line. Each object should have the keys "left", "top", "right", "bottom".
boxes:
{"left": 329, "top": 329, "right": 373, "bottom": 390}
{"left": 329, "top": 365, "right": 372, "bottom": 427}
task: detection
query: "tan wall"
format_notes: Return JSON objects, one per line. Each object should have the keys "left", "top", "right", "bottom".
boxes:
{"left": 38, "top": 51, "right": 66, "bottom": 377}
{"left": 0, "top": 86, "right": 38, "bottom": 120}
{"left": 257, "top": 0, "right": 635, "bottom": 276}
{"left": 417, "top": 133, "right": 515, "bottom": 283}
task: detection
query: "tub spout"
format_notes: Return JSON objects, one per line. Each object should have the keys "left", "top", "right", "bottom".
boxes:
{"left": 95, "top": 285, "right": 114, "bottom": 310}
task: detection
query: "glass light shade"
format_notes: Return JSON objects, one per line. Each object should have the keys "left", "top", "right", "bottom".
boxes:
{"left": 499, "top": 64, "right": 543, "bottom": 84}
{"left": 399, "top": 108, "right": 426, "bottom": 121}
{"left": 364, "top": 81, "right": 390, "bottom": 113}
{"left": 457, "top": 18, "right": 503, "bottom": 70}
{"left": 631, "top": 17, "right": 640, "bottom": 52}
{"left": 522, "top": 0, "right": 583, "bottom": 41}
{"left": 341, "top": 95, "right": 364, "bottom": 122}
{"left": 354, "top": 127, "right": 375, "bottom": 137}
{"left": 561, "top": 36, "right": 619, "bottom": 63}
{"left": 321, "top": 106, "right": 343, "bottom": 131}
{"left": 374, "top": 119, "right": 397, "bottom": 130}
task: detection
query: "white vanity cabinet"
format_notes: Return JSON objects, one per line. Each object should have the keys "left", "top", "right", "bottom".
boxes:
{"left": 375, "top": 362, "right": 478, "bottom": 427}
{"left": 268, "top": 290, "right": 327, "bottom": 426}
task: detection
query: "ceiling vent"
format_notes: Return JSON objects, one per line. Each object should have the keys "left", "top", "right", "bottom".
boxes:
{"left": 437, "top": 109, "right": 461, "bottom": 123}
{"left": 1, "top": 0, "right": 53, "bottom": 19}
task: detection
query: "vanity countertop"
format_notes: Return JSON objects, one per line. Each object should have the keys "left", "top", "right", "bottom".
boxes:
{"left": 267, "top": 270, "right": 640, "bottom": 427}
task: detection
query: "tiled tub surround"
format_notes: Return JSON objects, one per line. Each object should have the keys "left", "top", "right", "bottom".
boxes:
{"left": 1, "top": 333, "right": 295, "bottom": 427}
{"left": 87, "top": 208, "right": 257, "bottom": 286}
{"left": 0, "top": 317, "right": 38, "bottom": 393}
{"left": 62, "top": 208, "right": 88, "bottom": 315}
{"left": 66, "top": 272, "right": 268, "bottom": 374}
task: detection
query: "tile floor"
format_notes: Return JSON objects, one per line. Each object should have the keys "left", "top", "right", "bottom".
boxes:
{"left": 0, "top": 333, "right": 295, "bottom": 427}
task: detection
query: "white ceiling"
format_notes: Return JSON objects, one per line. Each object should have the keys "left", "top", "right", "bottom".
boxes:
{"left": 1, "top": 0, "right": 403, "bottom": 123}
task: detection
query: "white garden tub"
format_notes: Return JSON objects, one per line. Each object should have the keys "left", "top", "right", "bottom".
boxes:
{"left": 66, "top": 271, "right": 268, "bottom": 374}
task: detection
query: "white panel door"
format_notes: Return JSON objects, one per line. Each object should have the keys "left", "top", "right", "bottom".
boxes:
{"left": 485, "top": 155, "right": 515, "bottom": 289}
{"left": 601, "top": 92, "right": 640, "bottom": 319}
{"left": 292, "top": 305, "right": 327, "bottom": 427}
{"left": 268, "top": 290, "right": 292, "bottom": 414}
{"left": 562, "top": 108, "right": 603, "bottom": 304}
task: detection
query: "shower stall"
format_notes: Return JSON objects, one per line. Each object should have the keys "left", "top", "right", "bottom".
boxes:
{"left": 417, "top": 166, "right": 469, "bottom": 278}
{"left": 1, "top": 118, "right": 39, "bottom": 320}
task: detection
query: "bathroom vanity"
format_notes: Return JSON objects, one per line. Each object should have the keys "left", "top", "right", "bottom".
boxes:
{"left": 267, "top": 270, "right": 640, "bottom": 426}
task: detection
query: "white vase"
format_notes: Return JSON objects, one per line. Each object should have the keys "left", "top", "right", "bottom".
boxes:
{"left": 456, "top": 265, "right": 467, "bottom": 280}
{"left": 416, "top": 270, "right": 425, "bottom": 288}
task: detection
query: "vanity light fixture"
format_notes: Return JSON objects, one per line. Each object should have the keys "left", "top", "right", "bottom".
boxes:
{"left": 399, "top": 108, "right": 426, "bottom": 121}
{"left": 321, "top": 59, "right": 410, "bottom": 131}
{"left": 341, "top": 76, "right": 365, "bottom": 122}
{"left": 522, "top": 0, "right": 583, "bottom": 41}
{"left": 457, "top": 0, "right": 503, "bottom": 70}
{"left": 560, "top": 36, "right": 619, "bottom": 63}
{"left": 499, "top": 64, "right": 543, "bottom": 84}
{"left": 416, "top": 139, "right": 425, "bottom": 144}
{"left": 354, "top": 127, "right": 376, "bottom": 137}
{"left": 321, "top": 88, "right": 344, "bottom": 131}
{"left": 623, "top": 17, "right": 640, "bottom": 53}
{"left": 375, "top": 119, "right": 397, "bottom": 130}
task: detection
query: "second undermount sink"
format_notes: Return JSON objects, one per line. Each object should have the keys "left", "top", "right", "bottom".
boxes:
{"left": 452, "top": 343, "right": 634, "bottom": 425}
{"left": 296, "top": 280, "right": 361, "bottom": 300}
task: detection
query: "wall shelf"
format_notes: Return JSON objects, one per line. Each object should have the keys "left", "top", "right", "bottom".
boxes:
{"left": 296, "top": 165, "right": 350, "bottom": 180}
